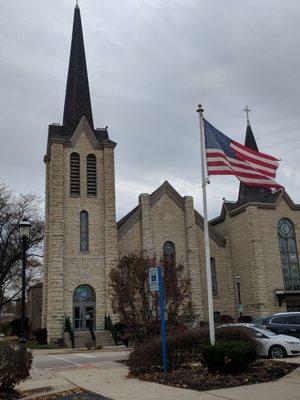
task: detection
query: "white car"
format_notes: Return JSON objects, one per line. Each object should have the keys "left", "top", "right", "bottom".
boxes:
{"left": 219, "top": 323, "right": 300, "bottom": 359}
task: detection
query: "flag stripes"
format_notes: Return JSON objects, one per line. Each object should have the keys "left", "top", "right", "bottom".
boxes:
{"left": 204, "top": 119, "right": 283, "bottom": 190}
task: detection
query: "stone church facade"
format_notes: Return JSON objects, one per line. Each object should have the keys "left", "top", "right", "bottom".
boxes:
{"left": 42, "top": 5, "right": 300, "bottom": 344}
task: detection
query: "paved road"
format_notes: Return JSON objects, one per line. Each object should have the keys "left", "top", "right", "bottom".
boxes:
{"left": 33, "top": 350, "right": 129, "bottom": 370}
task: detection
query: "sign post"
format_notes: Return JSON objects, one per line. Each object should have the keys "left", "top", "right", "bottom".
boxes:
{"left": 148, "top": 266, "right": 168, "bottom": 374}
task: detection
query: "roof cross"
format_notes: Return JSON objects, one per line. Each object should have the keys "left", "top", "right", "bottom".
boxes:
{"left": 243, "top": 105, "right": 251, "bottom": 126}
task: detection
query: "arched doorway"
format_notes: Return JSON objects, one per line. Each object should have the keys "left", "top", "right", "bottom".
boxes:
{"left": 73, "top": 285, "right": 95, "bottom": 331}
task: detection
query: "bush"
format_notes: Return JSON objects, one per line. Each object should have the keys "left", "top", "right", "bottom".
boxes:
{"left": 0, "top": 323, "right": 11, "bottom": 336}
{"left": 219, "top": 315, "right": 234, "bottom": 323}
{"left": 0, "top": 342, "right": 32, "bottom": 392}
{"left": 9, "top": 318, "right": 29, "bottom": 337}
{"left": 237, "top": 315, "right": 253, "bottom": 323}
{"left": 202, "top": 341, "right": 257, "bottom": 373}
{"left": 33, "top": 328, "right": 47, "bottom": 345}
{"left": 128, "top": 326, "right": 260, "bottom": 374}
{"left": 129, "top": 329, "right": 210, "bottom": 373}
{"left": 215, "top": 326, "right": 260, "bottom": 352}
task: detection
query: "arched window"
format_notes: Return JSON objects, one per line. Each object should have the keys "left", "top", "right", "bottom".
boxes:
{"left": 163, "top": 241, "right": 175, "bottom": 265}
{"left": 73, "top": 285, "right": 95, "bottom": 302}
{"left": 70, "top": 152, "right": 80, "bottom": 196}
{"left": 278, "top": 218, "right": 300, "bottom": 290}
{"left": 87, "top": 154, "right": 97, "bottom": 196}
{"left": 80, "top": 211, "right": 89, "bottom": 251}
{"left": 163, "top": 241, "right": 176, "bottom": 290}
{"left": 210, "top": 258, "right": 218, "bottom": 296}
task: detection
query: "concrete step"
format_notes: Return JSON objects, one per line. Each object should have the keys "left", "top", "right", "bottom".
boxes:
{"left": 64, "top": 330, "right": 115, "bottom": 349}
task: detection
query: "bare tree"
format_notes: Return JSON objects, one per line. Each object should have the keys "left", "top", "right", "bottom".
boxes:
{"left": 109, "top": 253, "right": 194, "bottom": 342}
{"left": 0, "top": 184, "right": 44, "bottom": 318}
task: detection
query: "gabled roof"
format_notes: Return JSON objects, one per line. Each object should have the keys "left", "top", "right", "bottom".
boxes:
{"left": 117, "top": 181, "right": 226, "bottom": 247}
{"left": 210, "top": 189, "right": 300, "bottom": 225}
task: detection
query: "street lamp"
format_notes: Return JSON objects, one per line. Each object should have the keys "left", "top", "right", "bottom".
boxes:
{"left": 235, "top": 273, "right": 243, "bottom": 319}
{"left": 19, "top": 219, "right": 31, "bottom": 346}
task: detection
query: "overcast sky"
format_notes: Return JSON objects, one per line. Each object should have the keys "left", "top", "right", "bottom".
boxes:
{"left": 0, "top": 0, "right": 299, "bottom": 220}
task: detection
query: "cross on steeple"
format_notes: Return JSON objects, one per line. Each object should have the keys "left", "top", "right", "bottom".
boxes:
{"left": 243, "top": 105, "right": 251, "bottom": 126}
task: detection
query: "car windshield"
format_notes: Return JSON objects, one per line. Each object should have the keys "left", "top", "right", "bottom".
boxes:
{"left": 254, "top": 327, "right": 277, "bottom": 336}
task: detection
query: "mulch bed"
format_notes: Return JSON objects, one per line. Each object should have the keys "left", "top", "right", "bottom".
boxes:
{"left": 0, "top": 387, "right": 112, "bottom": 400}
{"left": 31, "top": 388, "right": 112, "bottom": 399}
{"left": 131, "top": 360, "right": 299, "bottom": 391}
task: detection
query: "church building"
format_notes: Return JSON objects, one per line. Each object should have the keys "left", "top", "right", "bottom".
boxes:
{"left": 42, "top": 5, "right": 300, "bottom": 345}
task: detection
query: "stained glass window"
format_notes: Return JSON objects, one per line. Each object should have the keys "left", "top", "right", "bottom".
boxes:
{"left": 163, "top": 241, "right": 176, "bottom": 290}
{"left": 80, "top": 211, "right": 89, "bottom": 251}
{"left": 211, "top": 258, "right": 218, "bottom": 296}
{"left": 163, "top": 241, "right": 175, "bottom": 264}
{"left": 73, "top": 285, "right": 95, "bottom": 302}
{"left": 278, "top": 218, "right": 300, "bottom": 291}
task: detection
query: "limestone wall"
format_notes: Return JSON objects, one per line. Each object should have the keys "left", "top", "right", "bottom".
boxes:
{"left": 212, "top": 196, "right": 300, "bottom": 317}
{"left": 118, "top": 188, "right": 234, "bottom": 319}
{"left": 44, "top": 122, "right": 117, "bottom": 342}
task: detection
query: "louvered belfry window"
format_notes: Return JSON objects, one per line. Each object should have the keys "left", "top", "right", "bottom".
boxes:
{"left": 87, "top": 154, "right": 97, "bottom": 196}
{"left": 70, "top": 152, "right": 80, "bottom": 196}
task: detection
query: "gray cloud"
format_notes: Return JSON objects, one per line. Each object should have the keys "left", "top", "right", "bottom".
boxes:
{"left": 0, "top": 0, "right": 299, "bottom": 220}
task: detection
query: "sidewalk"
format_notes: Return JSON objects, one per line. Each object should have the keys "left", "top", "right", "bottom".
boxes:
{"left": 55, "top": 361, "right": 300, "bottom": 400}
{"left": 16, "top": 367, "right": 76, "bottom": 399}
{"left": 17, "top": 358, "right": 300, "bottom": 400}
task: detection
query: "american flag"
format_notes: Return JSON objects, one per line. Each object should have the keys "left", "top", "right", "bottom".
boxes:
{"left": 204, "top": 119, "right": 283, "bottom": 190}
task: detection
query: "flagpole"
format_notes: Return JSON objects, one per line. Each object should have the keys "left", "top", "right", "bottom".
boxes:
{"left": 197, "top": 104, "right": 215, "bottom": 345}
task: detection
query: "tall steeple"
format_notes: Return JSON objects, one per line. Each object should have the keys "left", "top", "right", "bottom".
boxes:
{"left": 62, "top": 4, "right": 94, "bottom": 136}
{"left": 237, "top": 107, "right": 269, "bottom": 203}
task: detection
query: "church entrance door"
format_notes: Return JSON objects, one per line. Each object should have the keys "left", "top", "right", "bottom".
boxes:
{"left": 74, "top": 304, "right": 95, "bottom": 330}
{"left": 73, "top": 285, "right": 96, "bottom": 331}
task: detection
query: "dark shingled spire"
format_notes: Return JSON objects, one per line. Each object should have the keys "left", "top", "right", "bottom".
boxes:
{"left": 62, "top": 4, "right": 94, "bottom": 136}
{"left": 237, "top": 123, "right": 269, "bottom": 203}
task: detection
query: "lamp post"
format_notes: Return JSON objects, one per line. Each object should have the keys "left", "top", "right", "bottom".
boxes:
{"left": 235, "top": 274, "right": 243, "bottom": 318}
{"left": 19, "top": 219, "right": 31, "bottom": 346}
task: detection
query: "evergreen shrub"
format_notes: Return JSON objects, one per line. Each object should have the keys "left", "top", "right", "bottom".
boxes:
{"left": 202, "top": 341, "right": 257, "bottom": 373}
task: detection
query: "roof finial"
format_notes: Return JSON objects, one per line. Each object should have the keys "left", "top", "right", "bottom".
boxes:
{"left": 76, "top": 0, "right": 79, "bottom": 7}
{"left": 243, "top": 105, "right": 251, "bottom": 126}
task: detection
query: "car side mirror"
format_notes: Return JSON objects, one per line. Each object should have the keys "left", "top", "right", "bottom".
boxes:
{"left": 256, "top": 333, "right": 263, "bottom": 338}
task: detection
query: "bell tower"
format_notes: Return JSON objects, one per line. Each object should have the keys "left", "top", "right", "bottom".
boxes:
{"left": 42, "top": 5, "right": 118, "bottom": 343}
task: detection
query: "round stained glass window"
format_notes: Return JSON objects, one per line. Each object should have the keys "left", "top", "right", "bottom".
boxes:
{"left": 278, "top": 219, "right": 294, "bottom": 238}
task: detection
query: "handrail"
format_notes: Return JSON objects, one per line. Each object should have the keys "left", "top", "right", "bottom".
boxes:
{"left": 105, "top": 315, "right": 118, "bottom": 346}
{"left": 88, "top": 324, "right": 96, "bottom": 343}
{"left": 65, "top": 316, "right": 75, "bottom": 349}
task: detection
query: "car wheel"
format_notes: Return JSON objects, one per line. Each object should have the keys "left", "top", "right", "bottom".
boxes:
{"left": 269, "top": 345, "right": 287, "bottom": 359}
